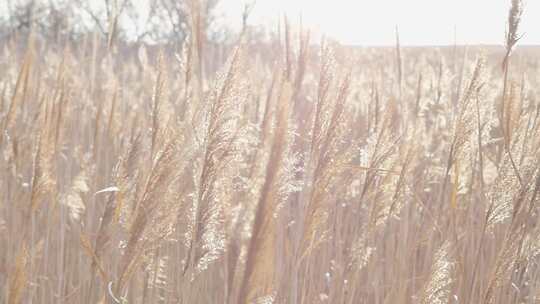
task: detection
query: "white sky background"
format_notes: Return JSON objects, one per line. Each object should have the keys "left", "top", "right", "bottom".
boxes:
{"left": 217, "top": 0, "right": 540, "bottom": 46}
{"left": 0, "top": 0, "right": 538, "bottom": 45}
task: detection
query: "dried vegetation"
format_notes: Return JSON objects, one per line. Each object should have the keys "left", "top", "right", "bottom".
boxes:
{"left": 2, "top": 0, "right": 540, "bottom": 303}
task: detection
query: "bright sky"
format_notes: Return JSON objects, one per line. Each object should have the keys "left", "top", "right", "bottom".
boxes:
{"left": 219, "top": 0, "right": 540, "bottom": 45}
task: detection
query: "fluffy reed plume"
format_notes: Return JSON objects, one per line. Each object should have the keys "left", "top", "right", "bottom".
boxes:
{"left": 300, "top": 46, "right": 353, "bottom": 257}
{"left": 503, "top": 0, "right": 523, "bottom": 69}
{"left": 500, "top": 0, "right": 523, "bottom": 178}
{"left": 115, "top": 133, "right": 181, "bottom": 295}
{"left": 486, "top": 153, "right": 522, "bottom": 229}
{"left": 238, "top": 79, "right": 293, "bottom": 304}
{"left": 0, "top": 48, "right": 32, "bottom": 147}
{"left": 484, "top": 168, "right": 540, "bottom": 304}
{"left": 60, "top": 160, "right": 90, "bottom": 224}
{"left": 91, "top": 134, "right": 141, "bottom": 280}
{"left": 373, "top": 143, "right": 413, "bottom": 227}
{"left": 443, "top": 57, "right": 485, "bottom": 193}
{"left": 395, "top": 26, "right": 403, "bottom": 97}
{"left": 29, "top": 96, "right": 56, "bottom": 214}
{"left": 348, "top": 230, "right": 374, "bottom": 272}
{"left": 483, "top": 219, "right": 523, "bottom": 304}
{"left": 417, "top": 241, "right": 455, "bottom": 304}
{"left": 184, "top": 46, "right": 245, "bottom": 277}
{"left": 110, "top": 64, "right": 178, "bottom": 294}
{"left": 150, "top": 56, "right": 167, "bottom": 157}
{"left": 114, "top": 64, "right": 183, "bottom": 298}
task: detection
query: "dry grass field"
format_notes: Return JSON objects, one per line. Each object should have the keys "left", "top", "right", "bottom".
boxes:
{"left": 2, "top": 1, "right": 540, "bottom": 303}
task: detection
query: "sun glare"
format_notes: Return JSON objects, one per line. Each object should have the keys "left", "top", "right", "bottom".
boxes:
{"left": 222, "top": 0, "right": 540, "bottom": 45}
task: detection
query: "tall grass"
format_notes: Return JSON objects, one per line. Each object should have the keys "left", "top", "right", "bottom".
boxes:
{"left": 1, "top": 1, "right": 540, "bottom": 303}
